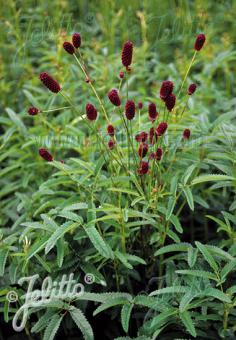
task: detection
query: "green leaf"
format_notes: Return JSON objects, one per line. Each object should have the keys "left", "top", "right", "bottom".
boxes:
{"left": 191, "top": 174, "right": 234, "bottom": 186}
{"left": 195, "top": 241, "right": 218, "bottom": 272}
{"left": 121, "top": 303, "right": 133, "bottom": 333}
{"left": 166, "top": 176, "right": 178, "bottom": 220}
{"left": 180, "top": 311, "right": 197, "bottom": 338}
{"left": 150, "top": 286, "right": 188, "bottom": 296}
{"left": 26, "top": 235, "right": 49, "bottom": 260}
{"left": 176, "top": 270, "right": 217, "bottom": 281}
{"left": 183, "top": 164, "right": 197, "bottom": 185}
{"left": 43, "top": 314, "right": 63, "bottom": 340}
{"left": 32, "top": 310, "right": 56, "bottom": 333}
{"left": 182, "top": 186, "right": 194, "bottom": 211}
{"left": 45, "top": 222, "right": 78, "bottom": 254}
{"left": 70, "top": 307, "right": 94, "bottom": 340}
{"left": 154, "top": 243, "right": 191, "bottom": 256}
{"left": 187, "top": 247, "right": 198, "bottom": 268}
{"left": 0, "top": 249, "right": 9, "bottom": 277}
{"left": 221, "top": 260, "right": 236, "bottom": 280}
{"left": 204, "top": 288, "right": 231, "bottom": 303}
{"left": 84, "top": 225, "right": 114, "bottom": 259}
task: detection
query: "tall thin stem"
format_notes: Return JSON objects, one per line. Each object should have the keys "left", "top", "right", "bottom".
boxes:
{"left": 177, "top": 51, "right": 197, "bottom": 99}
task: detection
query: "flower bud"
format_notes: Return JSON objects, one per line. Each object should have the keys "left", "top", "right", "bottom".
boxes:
{"left": 160, "top": 80, "right": 174, "bottom": 100}
{"left": 72, "top": 33, "right": 81, "bottom": 48}
{"left": 125, "top": 100, "right": 135, "bottom": 120}
{"left": 138, "top": 161, "right": 149, "bottom": 175}
{"left": 86, "top": 103, "right": 97, "bottom": 121}
{"left": 148, "top": 103, "right": 158, "bottom": 121}
{"left": 63, "top": 42, "right": 75, "bottom": 54}
{"left": 39, "top": 72, "right": 61, "bottom": 93}
{"left": 138, "top": 143, "right": 149, "bottom": 158}
{"left": 28, "top": 107, "right": 39, "bottom": 115}
{"left": 39, "top": 148, "right": 53, "bottom": 162}
{"left": 188, "top": 83, "right": 197, "bottom": 95}
{"left": 194, "top": 33, "right": 206, "bottom": 51}
{"left": 156, "top": 122, "right": 168, "bottom": 136}
{"left": 108, "top": 89, "right": 121, "bottom": 106}
{"left": 164, "top": 93, "right": 176, "bottom": 112}
{"left": 121, "top": 41, "right": 133, "bottom": 68}
{"left": 107, "top": 124, "right": 115, "bottom": 136}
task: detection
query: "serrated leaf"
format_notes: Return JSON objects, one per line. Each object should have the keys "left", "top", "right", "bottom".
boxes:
{"left": 43, "top": 314, "right": 63, "bottom": 340}
{"left": 182, "top": 186, "right": 194, "bottom": 211}
{"left": 0, "top": 249, "right": 9, "bottom": 277}
{"left": 70, "top": 307, "right": 94, "bottom": 340}
{"left": 195, "top": 241, "right": 218, "bottom": 272}
{"left": 84, "top": 225, "right": 114, "bottom": 259}
{"left": 121, "top": 303, "right": 133, "bottom": 333}
{"left": 180, "top": 311, "right": 197, "bottom": 338}
{"left": 191, "top": 174, "right": 234, "bottom": 186}
{"left": 176, "top": 270, "right": 217, "bottom": 280}
{"left": 154, "top": 243, "right": 191, "bottom": 256}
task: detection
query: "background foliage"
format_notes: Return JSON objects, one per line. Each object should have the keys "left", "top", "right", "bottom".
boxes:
{"left": 1, "top": 0, "right": 236, "bottom": 339}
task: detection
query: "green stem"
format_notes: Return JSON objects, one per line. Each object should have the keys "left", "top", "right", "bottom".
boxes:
{"left": 177, "top": 51, "right": 197, "bottom": 99}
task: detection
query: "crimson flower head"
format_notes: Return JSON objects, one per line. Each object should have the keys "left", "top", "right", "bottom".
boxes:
{"left": 119, "top": 71, "right": 124, "bottom": 79}
{"left": 125, "top": 100, "right": 135, "bottom": 120}
{"left": 149, "top": 127, "right": 158, "bottom": 145}
{"left": 135, "top": 131, "right": 148, "bottom": 143}
{"left": 160, "top": 80, "right": 174, "bottom": 100}
{"left": 164, "top": 93, "right": 176, "bottom": 112}
{"left": 28, "top": 107, "right": 39, "bottom": 116}
{"left": 156, "top": 147, "right": 163, "bottom": 161}
{"left": 138, "top": 102, "right": 143, "bottom": 109}
{"left": 138, "top": 143, "right": 149, "bottom": 158}
{"left": 39, "top": 72, "right": 61, "bottom": 93}
{"left": 194, "top": 33, "right": 206, "bottom": 51}
{"left": 108, "top": 89, "right": 121, "bottom": 106}
{"left": 121, "top": 41, "right": 133, "bottom": 69}
{"left": 72, "top": 33, "right": 81, "bottom": 48}
{"left": 148, "top": 103, "right": 158, "bottom": 121}
{"left": 107, "top": 124, "right": 115, "bottom": 136}
{"left": 188, "top": 83, "right": 197, "bottom": 95}
{"left": 108, "top": 139, "right": 115, "bottom": 150}
{"left": 156, "top": 122, "right": 168, "bottom": 136}
{"left": 183, "top": 128, "right": 191, "bottom": 139}
{"left": 39, "top": 148, "right": 53, "bottom": 162}
{"left": 63, "top": 42, "right": 75, "bottom": 54}
{"left": 138, "top": 161, "right": 149, "bottom": 175}
{"left": 86, "top": 103, "right": 97, "bottom": 121}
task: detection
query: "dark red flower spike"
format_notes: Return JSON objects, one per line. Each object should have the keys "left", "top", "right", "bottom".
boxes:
{"left": 86, "top": 103, "right": 97, "bottom": 121}
{"left": 108, "top": 89, "right": 121, "bottom": 106}
{"left": 183, "top": 128, "right": 191, "bottom": 139}
{"left": 194, "top": 34, "right": 206, "bottom": 51}
{"left": 72, "top": 33, "right": 81, "bottom": 48}
{"left": 39, "top": 72, "right": 61, "bottom": 93}
{"left": 188, "top": 83, "right": 197, "bottom": 95}
{"left": 108, "top": 139, "right": 115, "bottom": 149}
{"left": 125, "top": 100, "right": 135, "bottom": 120}
{"left": 148, "top": 103, "right": 158, "bottom": 121}
{"left": 121, "top": 41, "right": 133, "bottom": 69}
{"left": 149, "top": 127, "right": 158, "bottom": 144}
{"left": 164, "top": 93, "right": 176, "bottom": 112}
{"left": 107, "top": 124, "right": 115, "bottom": 136}
{"left": 28, "top": 107, "right": 39, "bottom": 116}
{"left": 138, "top": 161, "right": 149, "bottom": 175}
{"left": 138, "top": 143, "right": 149, "bottom": 158}
{"left": 156, "top": 122, "right": 168, "bottom": 136}
{"left": 156, "top": 147, "right": 163, "bottom": 161}
{"left": 135, "top": 131, "right": 148, "bottom": 143}
{"left": 160, "top": 80, "right": 174, "bottom": 100}
{"left": 39, "top": 148, "right": 53, "bottom": 162}
{"left": 63, "top": 42, "right": 75, "bottom": 54}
